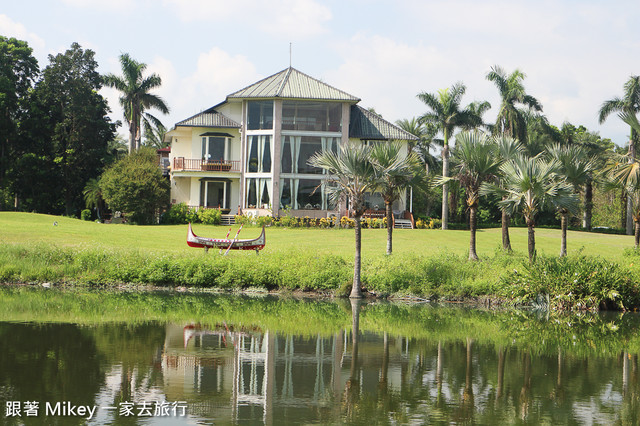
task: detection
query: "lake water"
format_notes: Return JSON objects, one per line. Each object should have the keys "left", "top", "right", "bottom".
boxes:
{"left": 1, "top": 290, "right": 639, "bottom": 424}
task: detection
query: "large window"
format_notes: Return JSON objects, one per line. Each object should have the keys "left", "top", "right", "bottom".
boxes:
{"left": 246, "top": 178, "right": 271, "bottom": 208}
{"left": 199, "top": 181, "right": 230, "bottom": 209}
{"left": 282, "top": 101, "right": 342, "bottom": 132}
{"left": 281, "top": 136, "right": 338, "bottom": 174}
{"left": 280, "top": 178, "right": 332, "bottom": 210}
{"left": 247, "top": 101, "right": 273, "bottom": 130}
{"left": 247, "top": 135, "right": 272, "bottom": 173}
{"left": 201, "top": 136, "right": 226, "bottom": 161}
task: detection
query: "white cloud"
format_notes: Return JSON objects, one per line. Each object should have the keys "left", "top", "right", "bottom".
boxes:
{"left": 0, "top": 14, "right": 45, "bottom": 51}
{"left": 162, "top": 0, "right": 331, "bottom": 38}
{"left": 60, "top": 0, "right": 132, "bottom": 11}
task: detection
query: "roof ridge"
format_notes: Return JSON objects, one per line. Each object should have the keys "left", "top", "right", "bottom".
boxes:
{"left": 275, "top": 67, "right": 293, "bottom": 97}
{"left": 286, "top": 67, "right": 360, "bottom": 101}
{"left": 226, "top": 68, "right": 289, "bottom": 98}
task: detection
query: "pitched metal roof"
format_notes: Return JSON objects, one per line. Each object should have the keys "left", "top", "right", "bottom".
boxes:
{"left": 176, "top": 110, "right": 240, "bottom": 128}
{"left": 349, "top": 106, "right": 418, "bottom": 141}
{"left": 227, "top": 67, "right": 360, "bottom": 102}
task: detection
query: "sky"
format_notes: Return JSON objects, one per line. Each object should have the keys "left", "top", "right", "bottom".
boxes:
{"left": 2, "top": 0, "right": 640, "bottom": 146}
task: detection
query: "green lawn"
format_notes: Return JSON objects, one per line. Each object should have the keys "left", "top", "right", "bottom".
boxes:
{"left": 0, "top": 211, "right": 634, "bottom": 261}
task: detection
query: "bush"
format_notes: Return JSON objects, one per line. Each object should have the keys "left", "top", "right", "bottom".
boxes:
{"left": 80, "top": 209, "right": 92, "bottom": 221}
{"left": 197, "top": 208, "right": 222, "bottom": 225}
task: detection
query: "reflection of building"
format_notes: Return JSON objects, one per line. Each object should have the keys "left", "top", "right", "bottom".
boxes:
{"left": 166, "top": 67, "right": 417, "bottom": 220}
{"left": 161, "top": 323, "right": 410, "bottom": 424}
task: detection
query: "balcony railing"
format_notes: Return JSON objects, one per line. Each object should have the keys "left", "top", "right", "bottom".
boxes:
{"left": 172, "top": 158, "right": 241, "bottom": 173}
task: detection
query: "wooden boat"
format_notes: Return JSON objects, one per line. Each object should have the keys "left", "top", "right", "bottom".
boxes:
{"left": 187, "top": 223, "right": 265, "bottom": 253}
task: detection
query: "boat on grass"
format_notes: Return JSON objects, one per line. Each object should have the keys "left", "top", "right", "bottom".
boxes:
{"left": 187, "top": 223, "right": 265, "bottom": 253}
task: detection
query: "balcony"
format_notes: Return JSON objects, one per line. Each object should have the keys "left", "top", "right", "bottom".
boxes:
{"left": 172, "top": 158, "right": 241, "bottom": 173}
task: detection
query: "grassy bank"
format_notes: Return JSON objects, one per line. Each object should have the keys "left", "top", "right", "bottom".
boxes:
{"left": 2, "top": 212, "right": 640, "bottom": 309}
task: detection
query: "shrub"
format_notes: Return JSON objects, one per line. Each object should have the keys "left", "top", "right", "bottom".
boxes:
{"left": 80, "top": 209, "right": 92, "bottom": 221}
{"left": 198, "top": 208, "right": 222, "bottom": 225}
{"left": 162, "top": 203, "right": 190, "bottom": 224}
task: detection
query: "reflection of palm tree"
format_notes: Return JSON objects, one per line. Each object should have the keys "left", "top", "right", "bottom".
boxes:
{"left": 496, "top": 346, "right": 506, "bottom": 402}
{"left": 520, "top": 352, "right": 532, "bottom": 420}
{"left": 343, "top": 298, "right": 362, "bottom": 419}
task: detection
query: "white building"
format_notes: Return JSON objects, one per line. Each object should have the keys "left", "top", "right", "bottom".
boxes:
{"left": 166, "top": 67, "right": 417, "bottom": 219}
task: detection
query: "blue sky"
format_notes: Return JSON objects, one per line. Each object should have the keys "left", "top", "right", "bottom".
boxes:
{"left": 3, "top": 0, "right": 640, "bottom": 145}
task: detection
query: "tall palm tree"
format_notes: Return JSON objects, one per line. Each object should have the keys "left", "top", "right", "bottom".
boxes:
{"left": 445, "top": 131, "right": 502, "bottom": 260}
{"left": 486, "top": 65, "right": 543, "bottom": 143}
{"left": 599, "top": 76, "right": 640, "bottom": 235}
{"left": 482, "top": 155, "right": 578, "bottom": 262}
{"left": 104, "top": 53, "right": 169, "bottom": 153}
{"left": 143, "top": 121, "right": 168, "bottom": 149}
{"left": 546, "top": 144, "right": 596, "bottom": 256}
{"left": 370, "top": 142, "right": 423, "bottom": 255}
{"left": 417, "top": 82, "right": 482, "bottom": 229}
{"left": 309, "top": 143, "right": 377, "bottom": 298}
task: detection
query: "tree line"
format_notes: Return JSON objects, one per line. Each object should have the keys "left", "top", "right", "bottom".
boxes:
{"left": 0, "top": 36, "right": 169, "bottom": 220}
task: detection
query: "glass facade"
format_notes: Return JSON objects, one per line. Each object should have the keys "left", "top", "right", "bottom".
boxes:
{"left": 279, "top": 178, "right": 332, "bottom": 210}
{"left": 247, "top": 135, "right": 272, "bottom": 173}
{"left": 280, "top": 136, "right": 338, "bottom": 174}
{"left": 247, "top": 101, "right": 274, "bottom": 130}
{"left": 246, "top": 178, "right": 271, "bottom": 208}
{"left": 282, "top": 101, "right": 341, "bottom": 132}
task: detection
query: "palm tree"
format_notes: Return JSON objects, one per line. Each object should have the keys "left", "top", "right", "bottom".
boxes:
{"left": 370, "top": 142, "right": 423, "bottom": 255}
{"left": 104, "top": 53, "right": 169, "bottom": 153}
{"left": 598, "top": 76, "right": 640, "bottom": 234}
{"left": 546, "top": 144, "right": 596, "bottom": 256}
{"left": 486, "top": 65, "right": 543, "bottom": 143}
{"left": 83, "top": 178, "right": 104, "bottom": 220}
{"left": 446, "top": 131, "right": 502, "bottom": 260}
{"left": 482, "top": 155, "right": 578, "bottom": 262}
{"left": 395, "top": 118, "right": 439, "bottom": 172}
{"left": 143, "top": 121, "right": 168, "bottom": 148}
{"left": 417, "top": 83, "right": 482, "bottom": 229}
{"left": 493, "top": 134, "right": 523, "bottom": 251}
{"left": 309, "top": 143, "right": 377, "bottom": 298}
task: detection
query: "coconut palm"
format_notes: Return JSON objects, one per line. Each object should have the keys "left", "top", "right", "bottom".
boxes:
{"left": 104, "top": 53, "right": 169, "bottom": 153}
{"left": 370, "top": 142, "right": 423, "bottom": 255}
{"left": 83, "top": 178, "right": 104, "bottom": 220}
{"left": 486, "top": 65, "right": 543, "bottom": 143}
{"left": 417, "top": 83, "right": 482, "bottom": 229}
{"left": 546, "top": 144, "right": 596, "bottom": 256}
{"left": 598, "top": 76, "right": 640, "bottom": 234}
{"left": 445, "top": 131, "right": 502, "bottom": 260}
{"left": 309, "top": 143, "right": 377, "bottom": 298}
{"left": 482, "top": 155, "right": 578, "bottom": 262}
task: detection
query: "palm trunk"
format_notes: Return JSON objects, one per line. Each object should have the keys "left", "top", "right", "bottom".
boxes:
{"left": 627, "top": 141, "right": 635, "bottom": 235}
{"left": 560, "top": 211, "right": 567, "bottom": 257}
{"left": 635, "top": 220, "right": 640, "bottom": 249}
{"left": 385, "top": 200, "right": 393, "bottom": 255}
{"left": 441, "top": 143, "right": 449, "bottom": 230}
{"left": 622, "top": 190, "right": 628, "bottom": 230}
{"left": 351, "top": 215, "right": 363, "bottom": 298}
{"left": 501, "top": 207, "right": 512, "bottom": 251}
{"left": 469, "top": 205, "right": 478, "bottom": 261}
{"left": 527, "top": 219, "right": 536, "bottom": 263}
{"left": 582, "top": 179, "right": 593, "bottom": 230}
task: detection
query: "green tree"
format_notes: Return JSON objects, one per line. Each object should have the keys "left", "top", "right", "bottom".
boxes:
{"left": 100, "top": 148, "right": 169, "bottom": 224}
{"left": 598, "top": 76, "right": 640, "bottom": 234}
{"left": 482, "top": 155, "right": 577, "bottom": 262}
{"left": 0, "top": 36, "right": 39, "bottom": 207}
{"left": 83, "top": 178, "right": 104, "bottom": 220}
{"left": 486, "top": 65, "right": 543, "bottom": 143}
{"left": 546, "top": 144, "right": 595, "bottom": 256}
{"left": 309, "top": 143, "right": 377, "bottom": 298}
{"left": 370, "top": 142, "right": 423, "bottom": 255}
{"left": 18, "top": 43, "right": 115, "bottom": 215}
{"left": 104, "top": 53, "right": 169, "bottom": 153}
{"left": 417, "top": 83, "right": 482, "bottom": 229}
{"left": 445, "top": 131, "right": 502, "bottom": 260}
{"left": 143, "top": 121, "right": 168, "bottom": 148}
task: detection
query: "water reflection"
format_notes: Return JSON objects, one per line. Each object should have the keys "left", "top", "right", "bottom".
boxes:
{"left": 1, "top": 297, "right": 640, "bottom": 424}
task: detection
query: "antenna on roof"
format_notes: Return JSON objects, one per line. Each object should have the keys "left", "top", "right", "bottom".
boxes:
{"left": 289, "top": 42, "right": 292, "bottom": 68}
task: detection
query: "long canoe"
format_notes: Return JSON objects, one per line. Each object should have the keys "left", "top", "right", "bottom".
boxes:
{"left": 187, "top": 223, "right": 265, "bottom": 252}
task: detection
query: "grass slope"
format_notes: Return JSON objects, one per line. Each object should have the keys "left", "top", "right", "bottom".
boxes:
{"left": 0, "top": 211, "right": 634, "bottom": 260}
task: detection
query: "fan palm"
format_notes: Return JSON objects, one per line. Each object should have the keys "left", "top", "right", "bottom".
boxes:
{"left": 482, "top": 155, "right": 578, "bottom": 262}
{"left": 445, "top": 131, "right": 502, "bottom": 260}
{"left": 417, "top": 83, "right": 482, "bottom": 229}
{"left": 546, "top": 144, "right": 596, "bottom": 256}
{"left": 598, "top": 76, "right": 640, "bottom": 234}
{"left": 370, "top": 142, "right": 423, "bottom": 255}
{"left": 104, "top": 53, "right": 169, "bottom": 153}
{"left": 309, "top": 143, "right": 377, "bottom": 298}
{"left": 486, "top": 65, "right": 542, "bottom": 143}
